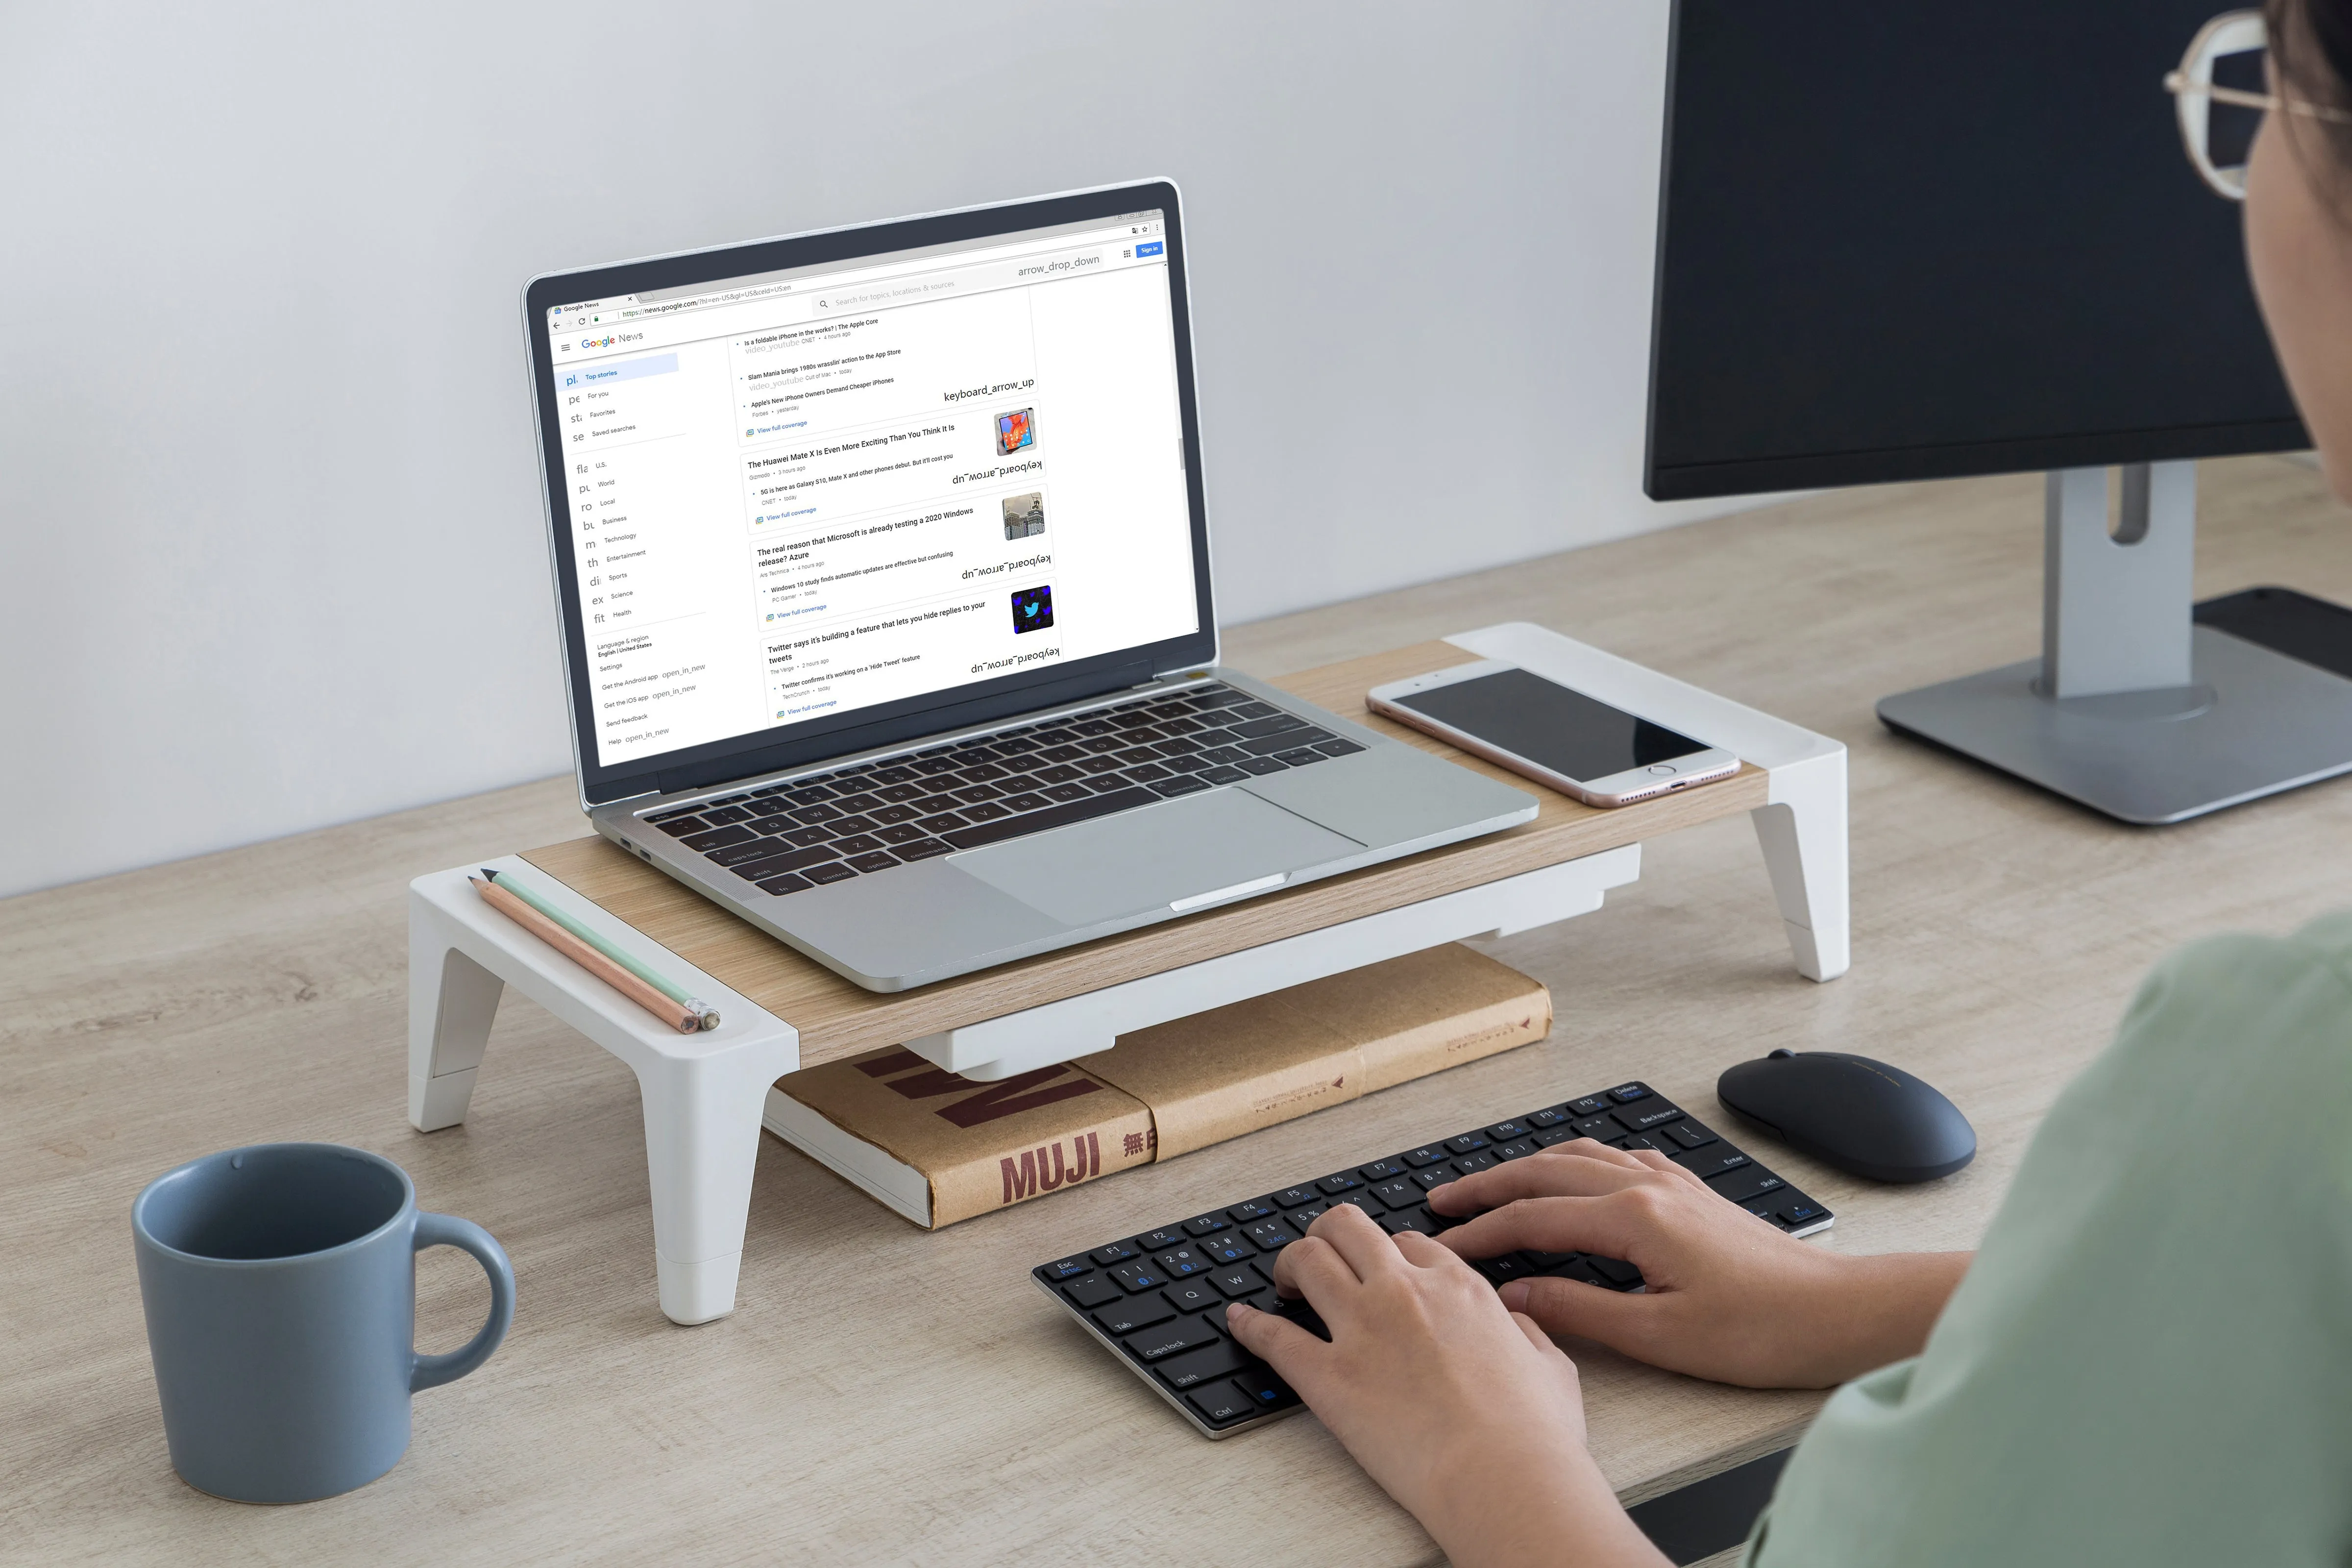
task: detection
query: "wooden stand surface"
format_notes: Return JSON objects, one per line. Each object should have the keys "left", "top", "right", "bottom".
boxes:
{"left": 522, "top": 640, "right": 1768, "bottom": 1069}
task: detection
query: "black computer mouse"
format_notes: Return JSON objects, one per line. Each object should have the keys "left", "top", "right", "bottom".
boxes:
{"left": 1716, "top": 1050, "right": 1975, "bottom": 1183}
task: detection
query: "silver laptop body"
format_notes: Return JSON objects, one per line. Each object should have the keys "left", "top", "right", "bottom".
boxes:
{"left": 525, "top": 181, "right": 1534, "bottom": 992}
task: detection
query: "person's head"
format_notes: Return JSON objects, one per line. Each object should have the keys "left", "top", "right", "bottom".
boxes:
{"left": 2248, "top": 0, "right": 2352, "bottom": 495}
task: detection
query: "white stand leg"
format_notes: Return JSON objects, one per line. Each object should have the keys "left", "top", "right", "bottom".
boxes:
{"left": 409, "top": 930, "right": 504, "bottom": 1132}
{"left": 407, "top": 859, "right": 799, "bottom": 1324}
{"left": 1749, "top": 748, "right": 1849, "bottom": 982}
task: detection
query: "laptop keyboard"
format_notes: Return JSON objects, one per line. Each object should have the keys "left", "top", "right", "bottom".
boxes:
{"left": 638, "top": 681, "right": 1368, "bottom": 896}
{"left": 1031, "top": 1080, "right": 1833, "bottom": 1438}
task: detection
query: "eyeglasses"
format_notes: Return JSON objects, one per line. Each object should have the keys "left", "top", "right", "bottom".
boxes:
{"left": 2166, "top": 8, "right": 2352, "bottom": 199}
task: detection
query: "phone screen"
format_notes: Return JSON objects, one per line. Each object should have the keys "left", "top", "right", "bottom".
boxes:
{"left": 1390, "top": 668, "right": 1711, "bottom": 782}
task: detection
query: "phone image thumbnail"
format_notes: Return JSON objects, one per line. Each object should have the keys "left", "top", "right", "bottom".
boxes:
{"left": 996, "top": 408, "right": 1035, "bottom": 455}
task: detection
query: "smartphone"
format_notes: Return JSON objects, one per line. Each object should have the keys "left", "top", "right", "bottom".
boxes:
{"left": 1366, "top": 660, "right": 1740, "bottom": 807}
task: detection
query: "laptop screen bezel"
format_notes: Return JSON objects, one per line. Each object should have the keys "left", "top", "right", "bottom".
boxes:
{"left": 522, "top": 179, "right": 1218, "bottom": 808}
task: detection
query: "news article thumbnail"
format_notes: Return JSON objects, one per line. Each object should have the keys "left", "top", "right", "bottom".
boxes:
{"left": 1002, "top": 491, "right": 1045, "bottom": 539}
{"left": 995, "top": 407, "right": 1035, "bottom": 455}
{"left": 1010, "top": 585, "right": 1054, "bottom": 633}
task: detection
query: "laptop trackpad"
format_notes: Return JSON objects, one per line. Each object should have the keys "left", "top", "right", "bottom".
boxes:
{"left": 950, "top": 789, "right": 1364, "bottom": 927}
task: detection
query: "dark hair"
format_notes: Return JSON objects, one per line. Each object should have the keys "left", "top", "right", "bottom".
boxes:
{"left": 2269, "top": 0, "right": 2352, "bottom": 168}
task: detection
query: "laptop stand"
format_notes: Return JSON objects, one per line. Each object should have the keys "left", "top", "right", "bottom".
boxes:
{"left": 406, "top": 623, "right": 1848, "bottom": 1323}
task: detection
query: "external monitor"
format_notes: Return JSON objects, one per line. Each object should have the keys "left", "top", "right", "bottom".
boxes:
{"left": 1645, "top": 0, "right": 2352, "bottom": 823}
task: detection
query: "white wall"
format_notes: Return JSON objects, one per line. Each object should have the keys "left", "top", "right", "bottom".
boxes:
{"left": 0, "top": 0, "right": 1757, "bottom": 898}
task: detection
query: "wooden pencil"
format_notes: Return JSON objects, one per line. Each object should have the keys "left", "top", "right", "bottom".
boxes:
{"left": 470, "top": 876, "right": 701, "bottom": 1034}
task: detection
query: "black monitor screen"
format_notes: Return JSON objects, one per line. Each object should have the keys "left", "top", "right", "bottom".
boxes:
{"left": 1645, "top": 1, "right": 2307, "bottom": 500}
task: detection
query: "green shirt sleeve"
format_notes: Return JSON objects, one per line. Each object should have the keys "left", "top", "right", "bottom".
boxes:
{"left": 1747, "top": 910, "right": 2352, "bottom": 1567}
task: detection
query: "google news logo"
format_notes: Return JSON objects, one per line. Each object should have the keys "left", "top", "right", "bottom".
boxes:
{"left": 579, "top": 335, "right": 616, "bottom": 349}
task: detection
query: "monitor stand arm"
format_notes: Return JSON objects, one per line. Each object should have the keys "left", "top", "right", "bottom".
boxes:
{"left": 1878, "top": 460, "right": 2352, "bottom": 823}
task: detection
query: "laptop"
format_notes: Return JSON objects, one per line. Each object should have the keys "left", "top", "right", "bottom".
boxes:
{"left": 522, "top": 179, "right": 1535, "bottom": 992}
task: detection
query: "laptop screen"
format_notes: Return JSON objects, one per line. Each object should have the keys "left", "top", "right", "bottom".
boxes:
{"left": 529, "top": 186, "right": 1208, "bottom": 800}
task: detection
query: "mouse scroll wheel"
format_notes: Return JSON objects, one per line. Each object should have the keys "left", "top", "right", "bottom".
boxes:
{"left": 1768, "top": 1048, "right": 1795, "bottom": 1060}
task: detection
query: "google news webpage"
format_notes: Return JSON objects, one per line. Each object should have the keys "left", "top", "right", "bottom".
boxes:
{"left": 546, "top": 212, "right": 1196, "bottom": 770}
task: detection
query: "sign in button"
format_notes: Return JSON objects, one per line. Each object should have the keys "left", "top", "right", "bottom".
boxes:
{"left": 1136, "top": 240, "right": 1164, "bottom": 258}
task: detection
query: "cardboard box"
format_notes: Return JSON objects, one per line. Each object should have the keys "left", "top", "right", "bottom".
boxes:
{"left": 764, "top": 943, "right": 1551, "bottom": 1227}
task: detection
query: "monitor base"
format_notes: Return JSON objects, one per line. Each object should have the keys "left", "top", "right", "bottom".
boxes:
{"left": 1877, "top": 625, "right": 2352, "bottom": 824}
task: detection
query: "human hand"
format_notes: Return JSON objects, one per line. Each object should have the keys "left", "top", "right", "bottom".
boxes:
{"left": 1225, "top": 1203, "right": 1667, "bottom": 1568}
{"left": 1428, "top": 1139, "right": 1968, "bottom": 1388}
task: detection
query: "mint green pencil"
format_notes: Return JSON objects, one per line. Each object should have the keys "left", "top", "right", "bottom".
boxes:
{"left": 484, "top": 867, "right": 720, "bottom": 1030}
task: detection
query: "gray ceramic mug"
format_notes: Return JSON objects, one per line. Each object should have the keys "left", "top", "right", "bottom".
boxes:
{"left": 131, "top": 1143, "right": 514, "bottom": 1503}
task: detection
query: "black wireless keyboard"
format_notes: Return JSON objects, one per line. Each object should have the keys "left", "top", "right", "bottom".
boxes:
{"left": 1032, "top": 1081, "right": 1833, "bottom": 1438}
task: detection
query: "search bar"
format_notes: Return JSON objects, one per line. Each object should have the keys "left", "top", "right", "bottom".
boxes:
{"left": 812, "top": 246, "right": 1113, "bottom": 315}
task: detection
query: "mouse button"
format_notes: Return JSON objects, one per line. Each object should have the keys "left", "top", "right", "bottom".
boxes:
{"left": 1768, "top": 1048, "right": 1794, "bottom": 1059}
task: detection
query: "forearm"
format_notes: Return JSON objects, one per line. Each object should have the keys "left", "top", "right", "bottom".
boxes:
{"left": 1420, "top": 1442, "right": 1668, "bottom": 1568}
{"left": 1798, "top": 1250, "right": 1972, "bottom": 1386}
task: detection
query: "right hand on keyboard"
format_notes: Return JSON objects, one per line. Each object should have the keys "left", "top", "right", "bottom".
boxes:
{"left": 1225, "top": 1204, "right": 1669, "bottom": 1568}
{"left": 1427, "top": 1139, "right": 1970, "bottom": 1389}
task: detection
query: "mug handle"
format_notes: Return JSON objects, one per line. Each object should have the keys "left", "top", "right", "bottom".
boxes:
{"left": 410, "top": 1211, "right": 516, "bottom": 1393}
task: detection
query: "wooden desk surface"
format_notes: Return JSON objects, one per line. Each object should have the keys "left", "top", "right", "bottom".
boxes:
{"left": 520, "top": 639, "right": 1767, "bottom": 1068}
{"left": 7, "top": 457, "right": 2350, "bottom": 1565}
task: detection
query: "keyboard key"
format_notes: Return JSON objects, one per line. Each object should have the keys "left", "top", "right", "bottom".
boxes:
{"left": 1402, "top": 1145, "right": 1447, "bottom": 1167}
{"left": 833, "top": 794, "right": 884, "bottom": 814}
{"left": 1617, "top": 1135, "right": 1665, "bottom": 1153}
{"left": 1608, "top": 1083, "right": 1651, "bottom": 1103}
{"left": 1528, "top": 1108, "right": 1569, "bottom": 1128}
{"left": 875, "top": 822, "right": 931, "bottom": 845}
{"left": 680, "top": 824, "right": 757, "bottom": 851}
{"left": 1381, "top": 1209, "right": 1441, "bottom": 1237}
{"left": 1209, "top": 1265, "right": 1267, "bottom": 1298}
{"left": 734, "top": 845, "right": 845, "bottom": 879}
{"left": 1199, "top": 765, "right": 1248, "bottom": 785}
{"left": 653, "top": 815, "right": 708, "bottom": 836}
{"left": 1665, "top": 1119, "right": 1719, "bottom": 1150}
{"left": 1150, "top": 775, "right": 1212, "bottom": 797}
{"left": 1494, "top": 1140, "right": 1538, "bottom": 1161}
{"left": 709, "top": 836, "right": 792, "bottom": 867}
{"left": 1231, "top": 1365, "right": 1295, "bottom": 1410}
{"left": 1063, "top": 1274, "right": 1124, "bottom": 1308}
{"left": 1136, "top": 1227, "right": 1188, "bottom": 1251}
{"left": 787, "top": 805, "right": 845, "bottom": 826}
{"left": 1314, "top": 739, "right": 1367, "bottom": 757}
{"left": 1226, "top": 1200, "right": 1276, "bottom": 1224}
{"left": 1316, "top": 1174, "right": 1363, "bottom": 1195}
{"left": 1229, "top": 713, "right": 1307, "bottom": 740}
{"left": 1092, "top": 1298, "right": 1174, "bottom": 1337}
{"left": 781, "top": 825, "right": 834, "bottom": 848}
{"left": 1093, "top": 1242, "right": 1140, "bottom": 1266}
{"left": 804, "top": 858, "right": 857, "bottom": 885}
{"left": 832, "top": 834, "right": 884, "bottom": 856}
{"left": 1371, "top": 1178, "right": 1420, "bottom": 1206}
{"left": 1186, "top": 1382, "right": 1252, "bottom": 1425}
{"left": 1711, "top": 1168, "right": 1788, "bottom": 1204}
{"left": 895, "top": 838, "right": 955, "bottom": 861}
{"left": 912, "top": 794, "right": 962, "bottom": 814}
{"left": 1241, "top": 731, "right": 1326, "bottom": 757}
{"left": 1153, "top": 1337, "right": 1250, "bottom": 1390}
{"left": 1237, "top": 756, "right": 1289, "bottom": 776}
{"left": 1453, "top": 1152, "right": 1498, "bottom": 1175}
{"left": 1780, "top": 1200, "right": 1826, "bottom": 1226}
{"left": 1473, "top": 1254, "right": 1535, "bottom": 1285}
{"left": 1614, "top": 1102, "right": 1685, "bottom": 1134}
{"left": 959, "top": 803, "right": 1013, "bottom": 822}
{"left": 1126, "top": 1316, "right": 1218, "bottom": 1364}
{"left": 699, "top": 805, "right": 754, "bottom": 824}
{"left": 1198, "top": 1236, "right": 1255, "bottom": 1265}
{"left": 1675, "top": 1148, "right": 1752, "bottom": 1180}
{"left": 1567, "top": 1095, "right": 1611, "bottom": 1117}
{"left": 958, "top": 763, "right": 1009, "bottom": 782}
{"left": 1041, "top": 1256, "right": 1091, "bottom": 1280}
{"left": 1411, "top": 1167, "right": 1458, "bottom": 1190}
{"left": 1181, "top": 1213, "right": 1231, "bottom": 1237}
{"left": 1446, "top": 1133, "right": 1490, "bottom": 1155}
{"left": 874, "top": 783, "right": 927, "bottom": 803}
{"left": 951, "top": 785, "right": 1005, "bottom": 804}
{"left": 1164, "top": 1282, "right": 1220, "bottom": 1315}
{"left": 1532, "top": 1128, "right": 1576, "bottom": 1148}
{"left": 1586, "top": 1255, "right": 1643, "bottom": 1288}
{"left": 1242, "top": 1220, "right": 1297, "bottom": 1250}
{"left": 1001, "top": 792, "right": 1052, "bottom": 812}
{"left": 1155, "top": 1248, "right": 1211, "bottom": 1278}
{"left": 1110, "top": 1262, "right": 1165, "bottom": 1293}
{"left": 1570, "top": 1115, "right": 1619, "bottom": 1141}
{"left": 1487, "top": 1121, "right": 1530, "bottom": 1141}
{"left": 755, "top": 873, "right": 813, "bottom": 895}
{"left": 914, "top": 813, "right": 969, "bottom": 834}
{"left": 1272, "top": 1186, "right": 1319, "bottom": 1209}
